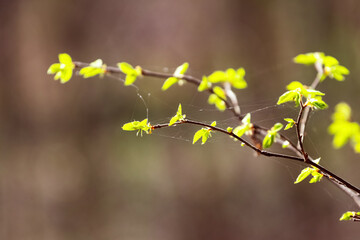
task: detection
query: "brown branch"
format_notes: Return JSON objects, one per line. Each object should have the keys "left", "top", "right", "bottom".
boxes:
{"left": 73, "top": 60, "right": 360, "bottom": 206}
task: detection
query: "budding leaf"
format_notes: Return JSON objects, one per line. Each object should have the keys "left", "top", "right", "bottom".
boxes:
{"left": 277, "top": 90, "right": 301, "bottom": 106}
{"left": 262, "top": 123, "right": 283, "bottom": 148}
{"left": 122, "top": 119, "right": 152, "bottom": 136}
{"left": 198, "top": 76, "right": 211, "bottom": 92}
{"left": 208, "top": 88, "right": 227, "bottom": 111}
{"left": 284, "top": 118, "right": 295, "bottom": 130}
{"left": 117, "top": 62, "right": 142, "bottom": 86}
{"left": 294, "top": 167, "right": 312, "bottom": 184}
{"left": 306, "top": 97, "right": 328, "bottom": 110}
{"left": 293, "top": 52, "right": 324, "bottom": 65}
{"left": 169, "top": 104, "right": 186, "bottom": 126}
{"left": 79, "top": 59, "right": 106, "bottom": 78}
{"left": 339, "top": 211, "right": 360, "bottom": 221}
{"left": 47, "top": 53, "right": 75, "bottom": 83}
{"left": 162, "top": 63, "right": 189, "bottom": 91}
{"left": 208, "top": 68, "right": 247, "bottom": 89}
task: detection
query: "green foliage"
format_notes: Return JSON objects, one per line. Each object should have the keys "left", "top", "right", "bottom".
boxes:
{"left": 117, "top": 62, "right": 142, "bottom": 86}
{"left": 277, "top": 89, "right": 301, "bottom": 106}
{"left": 79, "top": 59, "right": 106, "bottom": 78}
{"left": 198, "top": 76, "right": 211, "bottom": 92}
{"left": 47, "top": 53, "right": 75, "bottom": 83}
{"left": 169, "top": 104, "right": 186, "bottom": 126}
{"left": 278, "top": 81, "right": 327, "bottom": 110}
{"left": 294, "top": 158, "right": 323, "bottom": 184}
{"left": 193, "top": 121, "right": 216, "bottom": 145}
{"left": 262, "top": 123, "right": 283, "bottom": 148}
{"left": 328, "top": 103, "right": 360, "bottom": 153}
{"left": 208, "top": 86, "right": 227, "bottom": 111}
{"left": 305, "top": 97, "right": 328, "bottom": 110}
{"left": 294, "top": 52, "right": 349, "bottom": 81}
{"left": 284, "top": 118, "right": 295, "bottom": 130}
{"left": 122, "top": 119, "right": 152, "bottom": 136}
{"left": 339, "top": 211, "right": 360, "bottom": 221}
{"left": 233, "top": 113, "right": 252, "bottom": 138}
{"left": 208, "top": 68, "right": 247, "bottom": 89}
{"left": 162, "top": 62, "right": 189, "bottom": 90}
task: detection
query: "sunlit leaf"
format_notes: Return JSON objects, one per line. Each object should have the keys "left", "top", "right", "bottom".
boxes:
{"left": 277, "top": 90, "right": 300, "bottom": 106}
{"left": 198, "top": 76, "right": 211, "bottom": 92}
{"left": 169, "top": 104, "right": 186, "bottom": 126}
{"left": 294, "top": 167, "right": 312, "bottom": 184}
{"left": 162, "top": 77, "right": 178, "bottom": 91}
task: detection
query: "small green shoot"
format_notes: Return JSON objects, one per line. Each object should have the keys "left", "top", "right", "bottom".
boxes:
{"left": 169, "top": 104, "right": 186, "bottom": 126}
{"left": 193, "top": 121, "right": 216, "bottom": 145}
{"left": 122, "top": 119, "right": 152, "bottom": 136}
{"left": 262, "top": 123, "right": 283, "bottom": 148}
{"left": 339, "top": 211, "right": 360, "bottom": 221}
{"left": 294, "top": 158, "right": 323, "bottom": 184}
{"left": 79, "top": 59, "right": 106, "bottom": 78}
{"left": 208, "top": 86, "right": 227, "bottom": 111}
{"left": 328, "top": 103, "right": 360, "bottom": 153}
{"left": 233, "top": 113, "right": 252, "bottom": 138}
{"left": 117, "top": 62, "right": 142, "bottom": 86}
{"left": 162, "top": 62, "right": 189, "bottom": 90}
{"left": 284, "top": 118, "right": 295, "bottom": 130}
{"left": 208, "top": 68, "right": 247, "bottom": 89}
{"left": 47, "top": 53, "right": 75, "bottom": 83}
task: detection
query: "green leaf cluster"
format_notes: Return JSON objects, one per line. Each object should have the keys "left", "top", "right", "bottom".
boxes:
{"left": 162, "top": 63, "right": 189, "bottom": 90}
{"left": 117, "top": 62, "right": 142, "bottom": 86}
{"left": 328, "top": 103, "right": 360, "bottom": 153}
{"left": 284, "top": 118, "right": 295, "bottom": 130}
{"left": 79, "top": 59, "right": 106, "bottom": 78}
{"left": 198, "top": 76, "right": 211, "bottom": 92}
{"left": 207, "top": 68, "right": 247, "bottom": 89}
{"left": 47, "top": 53, "right": 75, "bottom": 83}
{"left": 169, "top": 104, "right": 186, "bottom": 126}
{"left": 208, "top": 86, "right": 227, "bottom": 111}
{"left": 122, "top": 119, "right": 152, "bottom": 136}
{"left": 277, "top": 81, "right": 328, "bottom": 110}
{"left": 193, "top": 121, "right": 216, "bottom": 145}
{"left": 294, "top": 52, "right": 349, "bottom": 81}
{"left": 262, "top": 123, "right": 283, "bottom": 148}
{"left": 339, "top": 211, "right": 360, "bottom": 221}
{"left": 232, "top": 113, "right": 252, "bottom": 138}
{"left": 294, "top": 158, "right": 323, "bottom": 184}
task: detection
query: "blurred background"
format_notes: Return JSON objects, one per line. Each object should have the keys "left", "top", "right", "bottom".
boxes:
{"left": 1, "top": 0, "right": 360, "bottom": 239}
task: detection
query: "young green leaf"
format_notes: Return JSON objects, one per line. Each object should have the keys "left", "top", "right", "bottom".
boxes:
{"left": 161, "top": 63, "right": 189, "bottom": 90}
{"left": 122, "top": 119, "right": 152, "bottom": 136}
{"left": 277, "top": 90, "right": 301, "bottom": 106}
{"left": 47, "top": 53, "right": 75, "bottom": 83}
{"left": 305, "top": 97, "right": 328, "bottom": 110}
{"left": 309, "top": 171, "right": 323, "bottom": 183}
{"left": 208, "top": 86, "right": 227, "bottom": 111}
{"left": 79, "top": 59, "right": 106, "bottom": 78}
{"left": 162, "top": 77, "right": 178, "bottom": 90}
{"left": 207, "top": 68, "right": 247, "bottom": 89}
{"left": 174, "top": 62, "right": 189, "bottom": 77}
{"left": 169, "top": 104, "right": 186, "bottom": 126}
{"left": 294, "top": 167, "right": 312, "bottom": 184}
{"left": 262, "top": 133, "right": 275, "bottom": 149}
{"left": 117, "top": 62, "right": 142, "bottom": 86}
{"left": 293, "top": 52, "right": 324, "bottom": 65}
{"left": 284, "top": 118, "right": 295, "bottom": 130}
{"left": 198, "top": 76, "right": 211, "bottom": 92}
{"left": 339, "top": 211, "right": 360, "bottom": 221}
{"left": 193, "top": 128, "right": 212, "bottom": 145}
{"left": 262, "top": 123, "right": 283, "bottom": 148}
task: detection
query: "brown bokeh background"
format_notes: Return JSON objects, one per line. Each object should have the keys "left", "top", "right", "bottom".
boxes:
{"left": 1, "top": 0, "right": 360, "bottom": 239}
